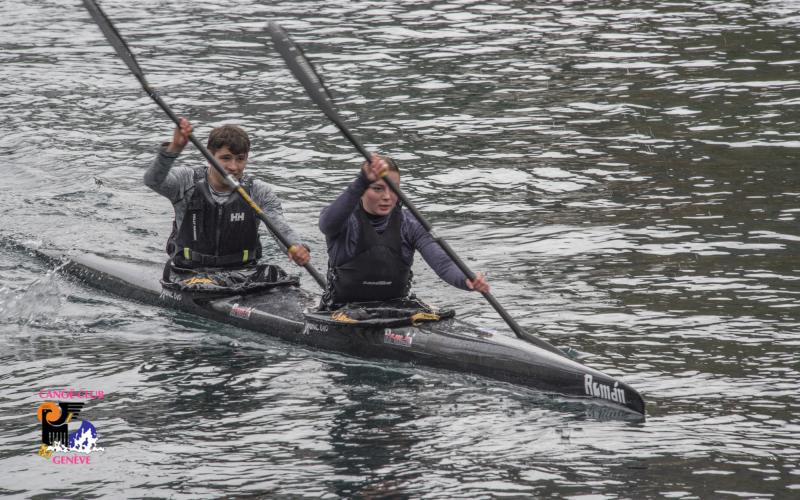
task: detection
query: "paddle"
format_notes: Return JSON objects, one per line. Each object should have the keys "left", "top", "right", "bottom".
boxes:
{"left": 267, "top": 22, "right": 567, "bottom": 357}
{"left": 81, "top": 1, "right": 327, "bottom": 289}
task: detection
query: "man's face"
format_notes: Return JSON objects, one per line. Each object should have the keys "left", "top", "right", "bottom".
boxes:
{"left": 208, "top": 146, "right": 248, "bottom": 188}
{"left": 361, "top": 171, "right": 400, "bottom": 217}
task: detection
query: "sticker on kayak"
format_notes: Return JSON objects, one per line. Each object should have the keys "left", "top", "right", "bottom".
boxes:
{"left": 303, "top": 322, "right": 328, "bottom": 335}
{"left": 159, "top": 289, "right": 183, "bottom": 303}
{"left": 384, "top": 328, "right": 414, "bottom": 348}
{"left": 584, "top": 374, "right": 626, "bottom": 405}
{"left": 229, "top": 304, "right": 253, "bottom": 320}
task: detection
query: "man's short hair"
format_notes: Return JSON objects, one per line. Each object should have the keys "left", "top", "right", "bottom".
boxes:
{"left": 207, "top": 125, "right": 250, "bottom": 155}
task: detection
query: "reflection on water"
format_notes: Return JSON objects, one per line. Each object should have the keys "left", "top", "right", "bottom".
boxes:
{"left": 2, "top": 0, "right": 799, "bottom": 497}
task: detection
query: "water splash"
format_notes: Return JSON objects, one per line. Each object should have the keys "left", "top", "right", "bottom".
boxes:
{"left": 0, "top": 269, "right": 63, "bottom": 326}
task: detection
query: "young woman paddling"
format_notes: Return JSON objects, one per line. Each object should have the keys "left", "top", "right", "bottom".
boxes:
{"left": 319, "top": 155, "right": 489, "bottom": 308}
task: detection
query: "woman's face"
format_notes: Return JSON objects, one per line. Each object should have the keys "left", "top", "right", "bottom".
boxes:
{"left": 361, "top": 171, "right": 400, "bottom": 216}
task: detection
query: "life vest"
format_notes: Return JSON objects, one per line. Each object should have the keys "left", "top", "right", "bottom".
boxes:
{"left": 325, "top": 206, "right": 412, "bottom": 305}
{"left": 168, "top": 167, "right": 262, "bottom": 268}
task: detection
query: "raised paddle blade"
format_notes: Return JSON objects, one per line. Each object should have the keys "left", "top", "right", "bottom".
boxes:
{"left": 266, "top": 22, "right": 373, "bottom": 161}
{"left": 82, "top": 0, "right": 150, "bottom": 89}
{"left": 267, "top": 23, "right": 336, "bottom": 117}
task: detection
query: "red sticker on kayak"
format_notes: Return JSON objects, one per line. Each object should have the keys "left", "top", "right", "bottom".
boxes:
{"left": 384, "top": 329, "right": 414, "bottom": 348}
{"left": 229, "top": 304, "right": 253, "bottom": 320}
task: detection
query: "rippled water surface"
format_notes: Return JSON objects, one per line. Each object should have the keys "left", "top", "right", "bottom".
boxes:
{"left": 2, "top": 0, "right": 799, "bottom": 497}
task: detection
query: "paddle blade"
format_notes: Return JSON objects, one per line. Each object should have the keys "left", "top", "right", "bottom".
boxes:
{"left": 82, "top": 0, "right": 149, "bottom": 87}
{"left": 266, "top": 22, "right": 341, "bottom": 122}
{"left": 266, "top": 22, "right": 373, "bottom": 162}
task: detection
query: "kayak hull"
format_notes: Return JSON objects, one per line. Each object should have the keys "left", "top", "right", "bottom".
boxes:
{"left": 43, "top": 250, "right": 645, "bottom": 416}
{"left": 301, "top": 317, "right": 644, "bottom": 415}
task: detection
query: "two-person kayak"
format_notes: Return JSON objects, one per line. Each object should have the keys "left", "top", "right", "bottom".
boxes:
{"left": 35, "top": 248, "right": 645, "bottom": 416}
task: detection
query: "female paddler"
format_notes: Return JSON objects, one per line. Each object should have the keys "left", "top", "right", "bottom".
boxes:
{"left": 319, "top": 155, "right": 489, "bottom": 308}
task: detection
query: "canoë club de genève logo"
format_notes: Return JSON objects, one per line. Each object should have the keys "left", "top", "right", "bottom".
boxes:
{"left": 36, "top": 388, "right": 104, "bottom": 464}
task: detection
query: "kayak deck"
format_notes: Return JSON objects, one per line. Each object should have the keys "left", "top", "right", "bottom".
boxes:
{"left": 42, "top": 250, "right": 645, "bottom": 416}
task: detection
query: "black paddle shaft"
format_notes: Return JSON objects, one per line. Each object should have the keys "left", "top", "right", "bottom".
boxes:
{"left": 81, "top": 0, "right": 326, "bottom": 289}
{"left": 267, "top": 22, "right": 565, "bottom": 357}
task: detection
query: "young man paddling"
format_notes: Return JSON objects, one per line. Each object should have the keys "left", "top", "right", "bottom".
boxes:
{"left": 319, "top": 155, "right": 489, "bottom": 308}
{"left": 144, "top": 118, "right": 310, "bottom": 275}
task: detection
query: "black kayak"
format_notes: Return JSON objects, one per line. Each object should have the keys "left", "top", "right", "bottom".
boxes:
{"left": 39, "top": 249, "right": 646, "bottom": 416}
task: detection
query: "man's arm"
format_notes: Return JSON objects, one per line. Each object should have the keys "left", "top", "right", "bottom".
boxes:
{"left": 143, "top": 118, "right": 195, "bottom": 202}
{"left": 251, "top": 180, "right": 304, "bottom": 249}
{"left": 143, "top": 146, "right": 192, "bottom": 202}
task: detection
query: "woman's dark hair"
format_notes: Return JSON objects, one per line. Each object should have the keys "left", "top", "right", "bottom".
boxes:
{"left": 384, "top": 156, "right": 400, "bottom": 174}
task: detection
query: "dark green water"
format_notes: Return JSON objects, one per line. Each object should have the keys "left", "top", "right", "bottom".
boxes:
{"left": 2, "top": 0, "right": 798, "bottom": 497}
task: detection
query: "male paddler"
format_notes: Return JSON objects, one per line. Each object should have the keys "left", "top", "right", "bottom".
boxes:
{"left": 319, "top": 155, "right": 489, "bottom": 308}
{"left": 144, "top": 118, "right": 310, "bottom": 278}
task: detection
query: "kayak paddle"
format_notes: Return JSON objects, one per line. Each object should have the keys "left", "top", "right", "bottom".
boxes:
{"left": 81, "top": 1, "right": 327, "bottom": 289}
{"left": 266, "top": 22, "right": 567, "bottom": 357}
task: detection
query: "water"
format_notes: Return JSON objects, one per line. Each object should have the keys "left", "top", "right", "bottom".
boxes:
{"left": 2, "top": 0, "right": 799, "bottom": 497}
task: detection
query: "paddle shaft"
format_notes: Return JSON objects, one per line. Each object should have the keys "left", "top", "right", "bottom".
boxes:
{"left": 82, "top": 0, "right": 326, "bottom": 288}
{"left": 266, "top": 23, "right": 564, "bottom": 357}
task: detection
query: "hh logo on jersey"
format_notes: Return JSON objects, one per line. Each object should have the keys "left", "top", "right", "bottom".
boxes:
{"left": 230, "top": 212, "right": 246, "bottom": 222}
{"left": 36, "top": 392, "right": 104, "bottom": 464}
